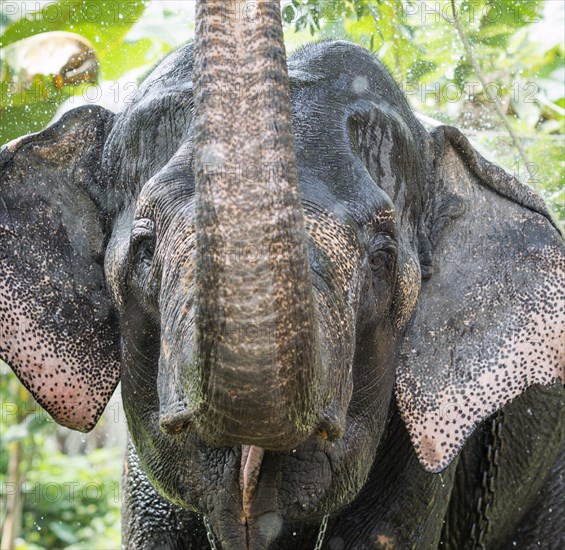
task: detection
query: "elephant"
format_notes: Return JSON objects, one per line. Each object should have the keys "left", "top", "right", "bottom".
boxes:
{"left": 1, "top": 2, "right": 564, "bottom": 549}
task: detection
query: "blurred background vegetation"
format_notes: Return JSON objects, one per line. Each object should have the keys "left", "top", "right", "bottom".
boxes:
{"left": 0, "top": 1, "right": 563, "bottom": 548}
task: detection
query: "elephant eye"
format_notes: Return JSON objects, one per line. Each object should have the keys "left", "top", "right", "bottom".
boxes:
{"left": 131, "top": 218, "right": 156, "bottom": 267}
{"left": 370, "top": 251, "right": 390, "bottom": 272}
{"left": 369, "top": 235, "right": 397, "bottom": 275}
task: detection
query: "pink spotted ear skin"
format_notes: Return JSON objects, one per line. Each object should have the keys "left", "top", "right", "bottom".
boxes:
{"left": 0, "top": 266, "right": 120, "bottom": 432}
{"left": 0, "top": 106, "right": 121, "bottom": 432}
{"left": 398, "top": 253, "right": 564, "bottom": 473}
{"left": 395, "top": 125, "right": 565, "bottom": 473}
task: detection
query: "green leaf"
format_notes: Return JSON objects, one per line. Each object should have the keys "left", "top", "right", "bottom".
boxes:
{"left": 49, "top": 522, "right": 79, "bottom": 544}
{"left": 0, "top": 99, "right": 58, "bottom": 145}
{"left": 0, "top": 1, "right": 147, "bottom": 48}
{"left": 1, "top": 32, "right": 100, "bottom": 111}
{"left": 408, "top": 59, "right": 436, "bottom": 85}
{"left": 102, "top": 38, "right": 165, "bottom": 80}
{"left": 453, "top": 62, "right": 473, "bottom": 89}
{"left": 480, "top": 0, "right": 543, "bottom": 30}
{"left": 476, "top": 32, "right": 512, "bottom": 48}
{"left": 283, "top": 4, "right": 298, "bottom": 24}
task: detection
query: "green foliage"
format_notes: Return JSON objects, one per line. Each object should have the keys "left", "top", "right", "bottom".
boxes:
{"left": 0, "top": 0, "right": 168, "bottom": 143}
{"left": 3, "top": 1, "right": 561, "bottom": 219}
{"left": 1, "top": 367, "right": 122, "bottom": 549}
{"left": 0, "top": 1, "right": 147, "bottom": 58}
{"left": 20, "top": 447, "right": 122, "bottom": 549}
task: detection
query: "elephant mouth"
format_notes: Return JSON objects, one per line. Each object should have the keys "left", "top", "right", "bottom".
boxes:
{"left": 133, "top": 406, "right": 380, "bottom": 549}
{"left": 204, "top": 440, "right": 333, "bottom": 550}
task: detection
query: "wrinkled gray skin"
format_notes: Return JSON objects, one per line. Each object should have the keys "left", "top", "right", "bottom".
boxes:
{"left": 1, "top": 34, "right": 563, "bottom": 550}
{"left": 113, "top": 42, "right": 564, "bottom": 550}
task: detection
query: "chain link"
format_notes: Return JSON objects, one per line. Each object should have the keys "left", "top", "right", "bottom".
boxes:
{"left": 203, "top": 513, "right": 330, "bottom": 550}
{"left": 314, "top": 514, "right": 330, "bottom": 550}
{"left": 203, "top": 515, "right": 219, "bottom": 550}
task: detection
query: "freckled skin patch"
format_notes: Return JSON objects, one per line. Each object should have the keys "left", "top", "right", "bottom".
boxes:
{"left": 304, "top": 208, "right": 359, "bottom": 294}
{"left": 395, "top": 256, "right": 421, "bottom": 332}
{"left": 398, "top": 244, "right": 565, "bottom": 472}
{"left": 0, "top": 266, "right": 118, "bottom": 430}
{"left": 396, "top": 128, "right": 565, "bottom": 473}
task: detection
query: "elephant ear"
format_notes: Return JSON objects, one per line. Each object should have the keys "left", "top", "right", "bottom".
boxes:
{"left": 0, "top": 106, "right": 120, "bottom": 432}
{"left": 396, "top": 125, "right": 565, "bottom": 473}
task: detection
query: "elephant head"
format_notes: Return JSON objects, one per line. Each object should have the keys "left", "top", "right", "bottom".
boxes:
{"left": 1, "top": 2, "right": 563, "bottom": 549}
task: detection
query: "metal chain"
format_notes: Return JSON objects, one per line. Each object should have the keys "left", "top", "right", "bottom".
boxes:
{"left": 203, "top": 515, "right": 219, "bottom": 550}
{"left": 203, "top": 513, "right": 330, "bottom": 550}
{"left": 314, "top": 514, "right": 330, "bottom": 550}
{"left": 468, "top": 409, "right": 504, "bottom": 549}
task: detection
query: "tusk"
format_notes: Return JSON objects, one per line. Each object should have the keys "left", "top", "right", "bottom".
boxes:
{"left": 240, "top": 445, "right": 265, "bottom": 520}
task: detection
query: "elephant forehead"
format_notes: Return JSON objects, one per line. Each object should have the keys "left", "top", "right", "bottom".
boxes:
{"left": 105, "top": 87, "right": 194, "bottom": 198}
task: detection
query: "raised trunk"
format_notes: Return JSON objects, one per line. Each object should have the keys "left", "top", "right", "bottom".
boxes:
{"left": 191, "top": 1, "right": 322, "bottom": 449}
